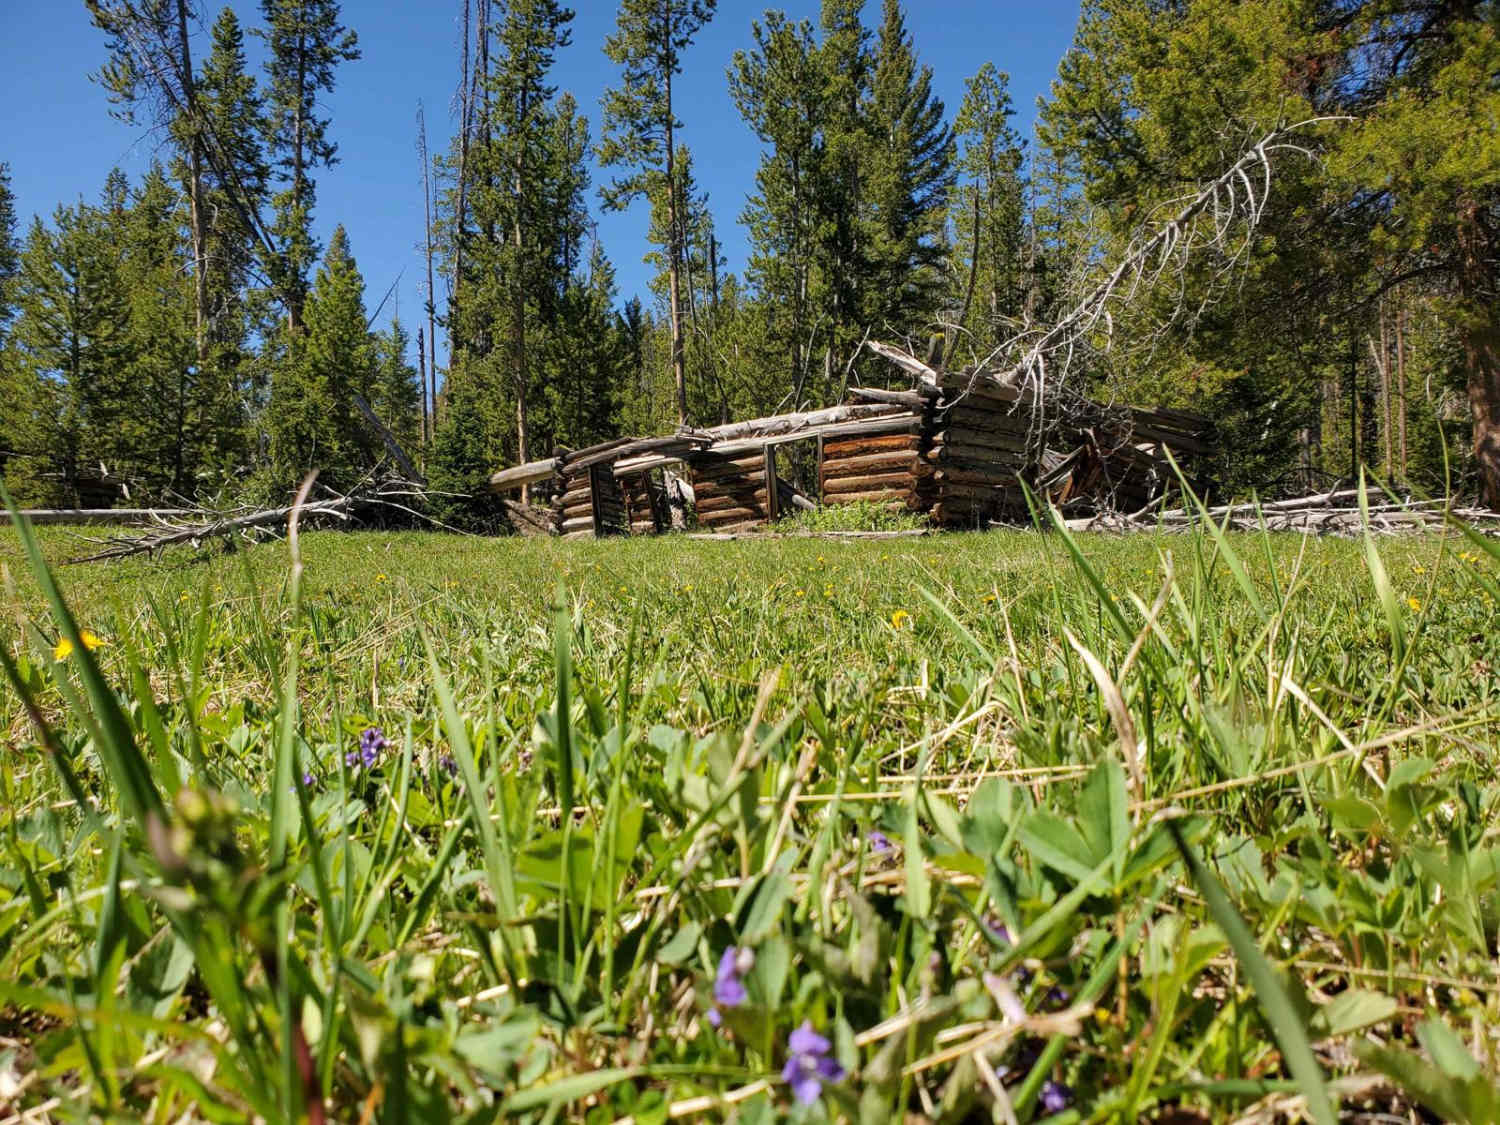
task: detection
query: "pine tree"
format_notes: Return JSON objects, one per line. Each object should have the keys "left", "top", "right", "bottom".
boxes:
{"left": 5, "top": 191, "right": 133, "bottom": 504}
{"left": 257, "top": 0, "right": 360, "bottom": 330}
{"left": 811, "top": 0, "right": 871, "bottom": 385}
{"left": 730, "top": 12, "right": 822, "bottom": 397}
{"left": 266, "top": 225, "right": 374, "bottom": 484}
{"left": 864, "top": 0, "right": 954, "bottom": 350}
{"left": 87, "top": 0, "right": 213, "bottom": 365}
{"left": 372, "top": 318, "right": 422, "bottom": 453}
{"left": 116, "top": 164, "right": 199, "bottom": 492}
{"left": 200, "top": 8, "right": 268, "bottom": 334}
{"left": 489, "top": 0, "right": 573, "bottom": 469}
{"left": 949, "top": 63, "right": 1025, "bottom": 362}
{"left": 0, "top": 163, "right": 18, "bottom": 348}
{"left": 599, "top": 0, "right": 717, "bottom": 425}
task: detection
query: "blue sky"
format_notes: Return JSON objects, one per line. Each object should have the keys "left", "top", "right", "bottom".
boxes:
{"left": 1, "top": 1, "right": 1081, "bottom": 365}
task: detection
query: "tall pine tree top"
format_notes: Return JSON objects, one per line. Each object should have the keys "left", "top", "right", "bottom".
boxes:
{"left": 598, "top": 0, "right": 717, "bottom": 209}
{"left": 0, "top": 163, "right": 18, "bottom": 346}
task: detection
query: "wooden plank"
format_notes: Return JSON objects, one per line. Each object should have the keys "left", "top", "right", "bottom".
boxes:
{"left": 562, "top": 515, "right": 595, "bottom": 534}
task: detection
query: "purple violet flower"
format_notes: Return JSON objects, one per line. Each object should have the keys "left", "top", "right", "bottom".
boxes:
{"left": 301, "top": 772, "right": 315, "bottom": 788}
{"left": 713, "top": 946, "right": 751, "bottom": 1009}
{"left": 1046, "top": 986, "right": 1071, "bottom": 1010}
{"left": 438, "top": 754, "right": 458, "bottom": 778}
{"left": 347, "top": 726, "right": 387, "bottom": 769}
{"left": 983, "top": 913, "right": 1012, "bottom": 944}
{"left": 782, "top": 1021, "right": 845, "bottom": 1106}
{"left": 1040, "top": 1080, "right": 1073, "bottom": 1115}
{"left": 867, "top": 829, "right": 893, "bottom": 854}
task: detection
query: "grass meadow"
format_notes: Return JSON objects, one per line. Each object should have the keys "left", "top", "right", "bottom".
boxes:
{"left": 2, "top": 510, "right": 1499, "bottom": 1123}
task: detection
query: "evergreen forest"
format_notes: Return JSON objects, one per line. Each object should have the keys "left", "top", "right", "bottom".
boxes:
{"left": 1, "top": 0, "right": 1497, "bottom": 511}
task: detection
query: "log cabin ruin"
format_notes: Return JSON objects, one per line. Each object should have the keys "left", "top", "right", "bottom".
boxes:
{"left": 489, "top": 344, "right": 1212, "bottom": 538}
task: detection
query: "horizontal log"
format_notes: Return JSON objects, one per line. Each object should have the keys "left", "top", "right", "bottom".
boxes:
{"left": 561, "top": 515, "right": 595, "bottom": 534}
{"left": 820, "top": 450, "right": 918, "bottom": 480}
{"left": 697, "top": 493, "right": 769, "bottom": 515}
{"left": 847, "top": 386, "right": 936, "bottom": 409}
{"left": 689, "top": 460, "right": 768, "bottom": 485}
{"left": 823, "top": 487, "right": 917, "bottom": 508}
{"left": 822, "top": 472, "right": 917, "bottom": 496}
{"left": 823, "top": 433, "right": 922, "bottom": 457}
{"left": 698, "top": 402, "right": 902, "bottom": 443}
{"left": 489, "top": 458, "right": 562, "bottom": 492}
{"left": 934, "top": 407, "right": 1033, "bottom": 437}
{"left": 694, "top": 477, "right": 769, "bottom": 499}
{"left": 562, "top": 529, "right": 594, "bottom": 540}
{"left": 698, "top": 506, "right": 767, "bottom": 526}
{"left": 929, "top": 428, "right": 1032, "bottom": 456}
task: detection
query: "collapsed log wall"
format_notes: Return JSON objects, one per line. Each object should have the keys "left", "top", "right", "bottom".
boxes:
{"left": 555, "top": 464, "right": 629, "bottom": 539}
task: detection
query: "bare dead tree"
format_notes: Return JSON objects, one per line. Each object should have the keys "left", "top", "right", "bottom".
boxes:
{"left": 953, "top": 120, "right": 1349, "bottom": 450}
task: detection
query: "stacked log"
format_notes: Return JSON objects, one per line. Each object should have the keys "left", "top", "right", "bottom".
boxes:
{"left": 688, "top": 450, "right": 770, "bottom": 532}
{"left": 820, "top": 432, "right": 923, "bottom": 510}
{"left": 556, "top": 469, "right": 595, "bottom": 539}
{"left": 921, "top": 376, "right": 1033, "bottom": 526}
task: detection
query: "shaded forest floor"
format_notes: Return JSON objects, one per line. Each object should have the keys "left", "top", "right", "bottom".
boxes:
{"left": 1, "top": 524, "right": 1498, "bottom": 1121}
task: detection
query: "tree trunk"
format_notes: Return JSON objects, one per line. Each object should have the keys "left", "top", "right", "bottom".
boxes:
{"left": 1458, "top": 196, "right": 1500, "bottom": 508}
{"left": 1396, "top": 302, "right": 1408, "bottom": 478}
{"left": 173, "top": 0, "right": 207, "bottom": 369}
{"left": 288, "top": 27, "right": 308, "bottom": 333}
{"left": 418, "top": 102, "right": 437, "bottom": 447}
{"left": 664, "top": 39, "right": 687, "bottom": 425}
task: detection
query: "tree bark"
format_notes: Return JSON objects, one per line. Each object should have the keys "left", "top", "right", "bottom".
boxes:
{"left": 1458, "top": 196, "right": 1500, "bottom": 508}
{"left": 664, "top": 18, "right": 687, "bottom": 426}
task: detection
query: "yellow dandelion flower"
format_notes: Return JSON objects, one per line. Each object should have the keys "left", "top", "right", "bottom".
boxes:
{"left": 1407, "top": 597, "right": 1421, "bottom": 612}
{"left": 890, "top": 609, "right": 911, "bottom": 629}
{"left": 1412, "top": 565, "right": 1425, "bottom": 575}
{"left": 178, "top": 590, "right": 191, "bottom": 602}
{"left": 375, "top": 573, "right": 387, "bottom": 582}
{"left": 981, "top": 593, "right": 997, "bottom": 604}
{"left": 54, "top": 630, "right": 105, "bottom": 661}
{"left": 794, "top": 588, "right": 805, "bottom": 597}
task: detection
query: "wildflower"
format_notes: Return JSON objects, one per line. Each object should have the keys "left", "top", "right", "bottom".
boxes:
{"left": 867, "top": 829, "right": 893, "bottom": 855}
{"left": 794, "top": 588, "right": 805, "bottom": 597}
{"left": 1407, "top": 596, "right": 1422, "bottom": 612}
{"left": 438, "top": 754, "right": 458, "bottom": 779}
{"left": 782, "top": 1021, "right": 845, "bottom": 1106}
{"left": 890, "top": 609, "right": 910, "bottom": 629}
{"left": 53, "top": 630, "right": 105, "bottom": 661}
{"left": 981, "top": 593, "right": 997, "bottom": 604}
{"left": 1412, "top": 565, "right": 1425, "bottom": 575}
{"left": 1045, "top": 986, "right": 1071, "bottom": 1009}
{"left": 375, "top": 573, "right": 387, "bottom": 583}
{"left": 714, "top": 946, "right": 752, "bottom": 1009}
{"left": 178, "top": 591, "right": 191, "bottom": 602}
{"left": 1040, "top": 1080, "right": 1073, "bottom": 1115}
{"left": 983, "top": 914, "right": 1011, "bottom": 944}
{"left": 706, "top": 946, "right": 752, "bottom": 1030}
{"left": 347, "top": 726, "right": 387, "bottom": 769}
